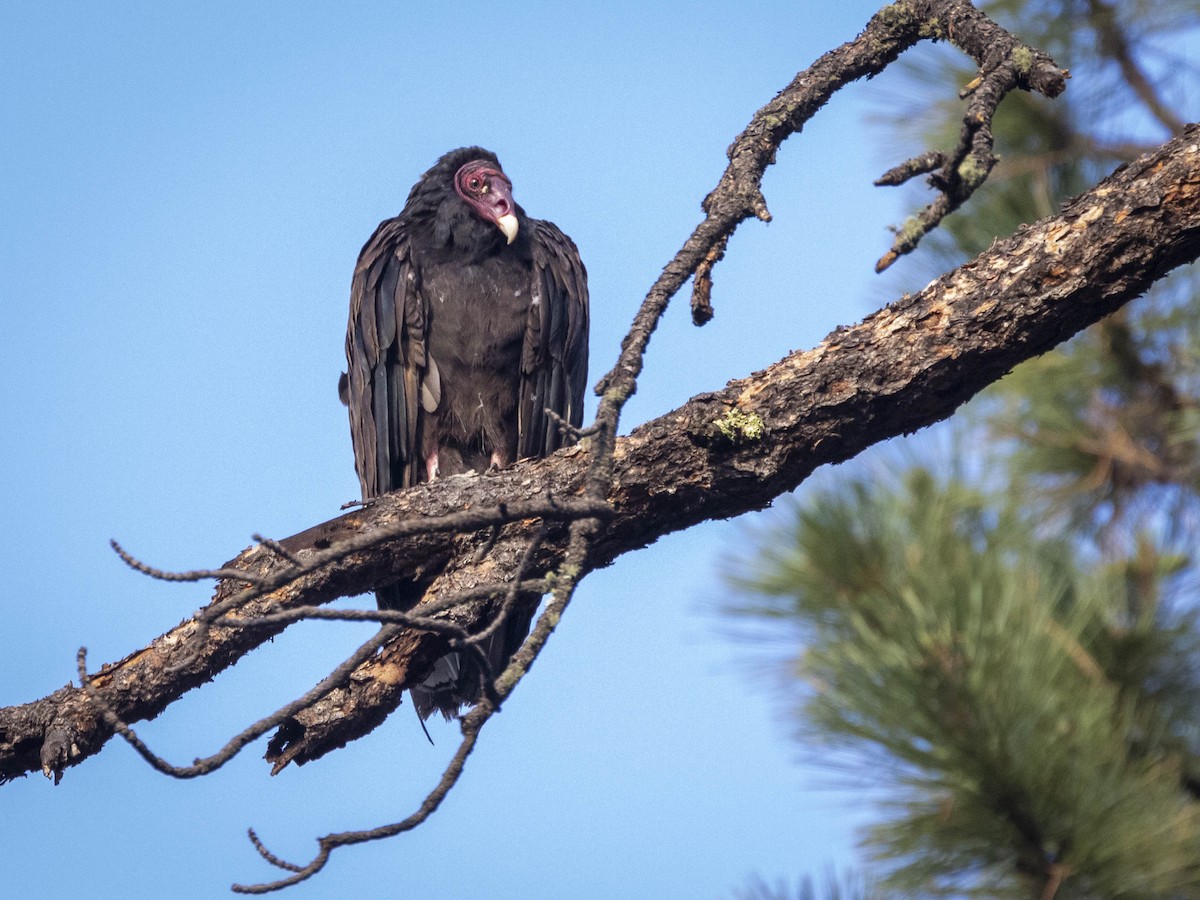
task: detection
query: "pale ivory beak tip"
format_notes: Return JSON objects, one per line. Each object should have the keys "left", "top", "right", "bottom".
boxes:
{"left": 497, "top": 213, "right": 519, "bottom": 245}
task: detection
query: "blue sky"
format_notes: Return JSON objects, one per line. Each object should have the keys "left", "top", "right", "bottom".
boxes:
{"left": 0, "top": 2, "right": 933, "bottom": 896}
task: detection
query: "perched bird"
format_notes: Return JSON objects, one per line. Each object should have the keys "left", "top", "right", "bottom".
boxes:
{"left": 341, "top": 147, "right": 589, "bottom": 718}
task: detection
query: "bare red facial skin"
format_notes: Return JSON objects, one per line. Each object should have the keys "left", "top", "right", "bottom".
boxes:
{"left": 454, "top": 161, "right": 515, "bottom": 228}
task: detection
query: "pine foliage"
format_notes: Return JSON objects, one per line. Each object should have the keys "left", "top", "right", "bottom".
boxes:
{"left": 730, "top": 469, "right": 1200, "bottom": 895}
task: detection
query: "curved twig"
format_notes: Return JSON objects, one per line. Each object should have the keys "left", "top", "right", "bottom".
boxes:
{"left": 76, "top": 627, "right": 399, "bottom": 778}
{"left": 111, "top": 539, "right": 264, "bottom": 586}
{"left": 466, "top": 522, "right": 552, "bottom": 648}
{"left": 873, "top": 0, "right": 1068, "bottom": 270}
{"left": 211, "top": 579, "right": 552, "bottom": 630}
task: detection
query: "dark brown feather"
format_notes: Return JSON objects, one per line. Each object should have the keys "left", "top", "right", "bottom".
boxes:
{"left": 341, "top": 147, "right": 588, "bottom": 718}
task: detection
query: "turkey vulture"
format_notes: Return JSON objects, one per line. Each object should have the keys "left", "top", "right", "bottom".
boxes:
{"left": 341, "top": 147, "right": 589, "bottom": 718}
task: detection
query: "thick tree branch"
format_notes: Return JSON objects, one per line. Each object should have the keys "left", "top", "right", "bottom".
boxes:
{"left": 3, "top": 124, "right": 1197, "bottom": 786}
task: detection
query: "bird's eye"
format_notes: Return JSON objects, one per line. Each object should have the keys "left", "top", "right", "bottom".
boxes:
{"left": 467, "top": 176, "right": 482, "bottom": 190}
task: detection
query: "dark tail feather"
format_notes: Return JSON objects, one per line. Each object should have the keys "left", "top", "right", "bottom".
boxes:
{"left": 375, "top": 582, "right": 421, "bottom": 612}
{"left": 409, "top": 599, "right": 538, "bottom": 721}
{"left": 376, "top": 582, "right": 538, "bottom": 721}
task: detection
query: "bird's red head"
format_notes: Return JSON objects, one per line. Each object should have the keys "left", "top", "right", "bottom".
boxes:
{"left": 454, "top": 160, "right": 519, "bottom": 244}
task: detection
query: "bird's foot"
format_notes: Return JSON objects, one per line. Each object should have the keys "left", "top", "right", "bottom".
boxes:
{"left": 425, "top": 450, "right": 441, "bottom": 482}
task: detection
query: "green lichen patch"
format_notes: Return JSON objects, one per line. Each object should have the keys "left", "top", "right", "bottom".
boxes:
{"left": 714, "top": 408, "right": 766, "bottom": 444}
{"left": 1011, "top": 45, "right": 1034, "bottom": 76}
{"left": 956, "top": 154, "right": 989, "bottom": 188}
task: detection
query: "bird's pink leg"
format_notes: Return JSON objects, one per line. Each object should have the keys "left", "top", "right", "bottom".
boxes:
{"left": 425, "top": 449, "right": 441, "bottom": 482}
{"left": 489, "top": 450, "right": 508, "bottom": 472}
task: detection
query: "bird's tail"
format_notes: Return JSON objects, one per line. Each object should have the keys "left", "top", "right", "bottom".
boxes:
{"left": 408, "top": 599, "right": 538, "bottom": 721}
{"left": 376, "top": 583, "right": 536, "bottom": 721}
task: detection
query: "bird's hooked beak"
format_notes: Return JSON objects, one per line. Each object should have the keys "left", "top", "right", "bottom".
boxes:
{"left": 496, "top": 212, "right": 519, "bottom": 245}
{"left": 483, "top": 175, "right": 519, "bottom": 244}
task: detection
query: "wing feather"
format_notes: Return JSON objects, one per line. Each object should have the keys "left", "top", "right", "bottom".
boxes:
{"left": 519, "top": 220, "right": 589, "bottom": 459}
{"left": 344, "top": 219, "right": 426, "bottom": 497}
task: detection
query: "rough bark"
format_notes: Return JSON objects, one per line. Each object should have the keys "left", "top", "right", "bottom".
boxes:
{"left": 2, "top": 125, "right": 1198, "bottom": 786}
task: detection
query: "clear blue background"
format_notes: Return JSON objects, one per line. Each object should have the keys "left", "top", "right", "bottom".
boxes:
{"left": 1, "top": 2, "right": 927, "bottom": 896}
